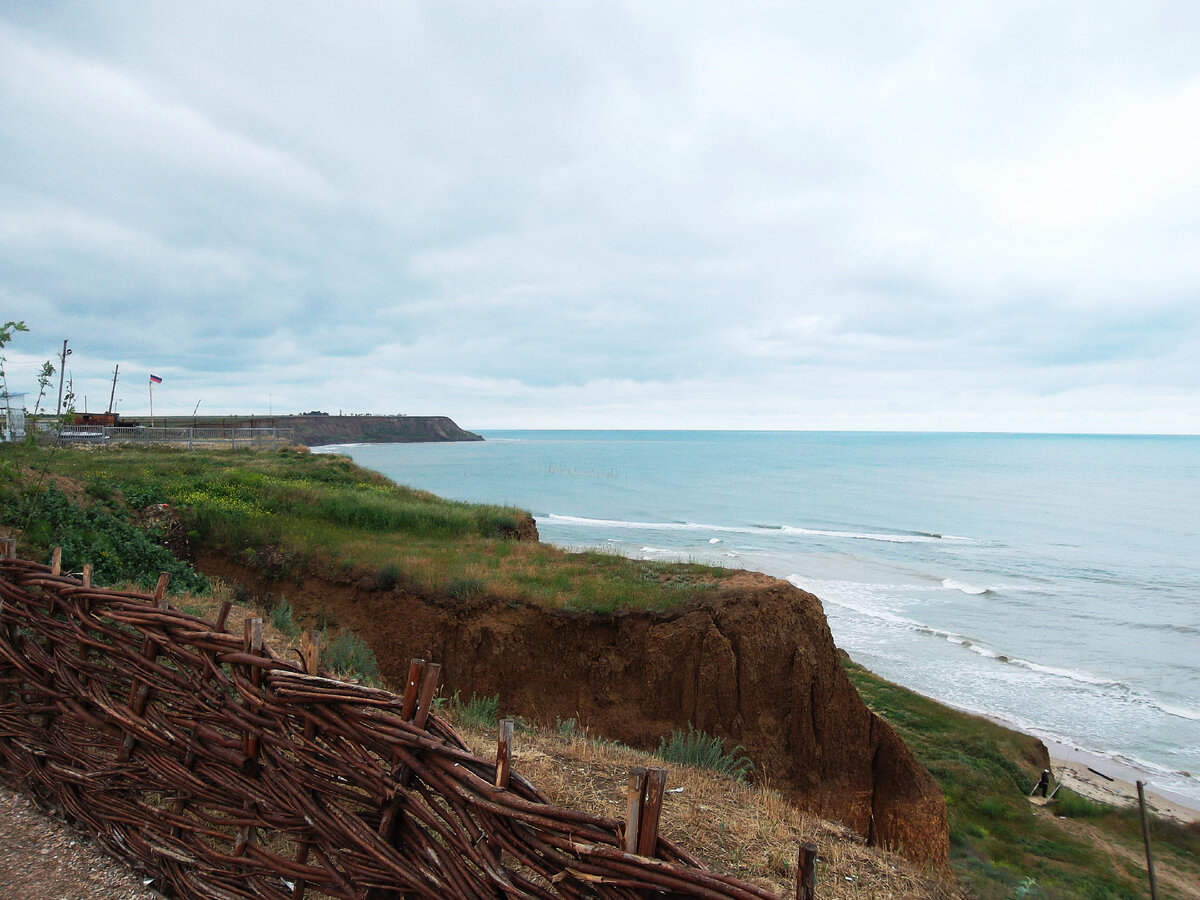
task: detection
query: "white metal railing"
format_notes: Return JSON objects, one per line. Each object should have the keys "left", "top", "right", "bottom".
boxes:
{"left": 57, "top": 425, "right": 295, "bottom": 448}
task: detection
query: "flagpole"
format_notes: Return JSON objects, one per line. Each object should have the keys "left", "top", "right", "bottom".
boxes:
{"left": 149, "top": 377, "right": 154, "bottom": 426}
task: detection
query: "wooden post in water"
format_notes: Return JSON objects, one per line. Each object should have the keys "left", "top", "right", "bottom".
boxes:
{"left": 1136, "top": 781, "right": 1158, "bottom": 900}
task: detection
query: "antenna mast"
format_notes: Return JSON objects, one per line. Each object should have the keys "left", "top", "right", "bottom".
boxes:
{"left": 106, "top": 364, "right": 119, "bottom": 415}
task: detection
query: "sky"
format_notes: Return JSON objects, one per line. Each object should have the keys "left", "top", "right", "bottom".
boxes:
{"left": 2, "top": 2, "right": 1199, "bottom": 433}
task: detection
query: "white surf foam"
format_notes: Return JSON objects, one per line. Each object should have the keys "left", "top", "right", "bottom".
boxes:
{"left": 941, "top": 578, "right": 991, "bottom": 595}
{"left": 546, "top": 513, "right": 979, "bottom": 545}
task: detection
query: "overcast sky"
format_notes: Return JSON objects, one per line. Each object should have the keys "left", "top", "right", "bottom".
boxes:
{"left": 2, "top": 2, "right": 1198, "bottom": 432}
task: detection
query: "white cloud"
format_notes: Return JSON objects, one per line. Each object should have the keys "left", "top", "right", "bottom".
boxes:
{"left": 1, "top": 2, "right": 1198, "bottom": 432}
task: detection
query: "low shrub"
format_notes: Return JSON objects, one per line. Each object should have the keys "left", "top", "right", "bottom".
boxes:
{"left": 270, "top": 596, "right": 300, "bottom": 639}
{"left": 656, "top": 723, "right": 752, "bottom": 782}
{"left": 320, "top": 628, "right": 379, "bottom": 683}
{"left": 375, "top": 563, "right": 402, "bottom": 591}
{"left": 452, "top": 692, "right": 500, "bottom": 728}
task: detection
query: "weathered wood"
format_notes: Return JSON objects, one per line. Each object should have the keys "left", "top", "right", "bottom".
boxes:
{"left": 625, "top": 767, "right": 647, "bottom": 855}
{"left": 496, "top": 718, "right": 514, "bottom": 789}
{"left": 0, "top": 554, "right": 783, "bottom": 900}
{"left": 153, "top": 571, "right": 170, "bottom": 604}
{"left": 81, "top": 562, "right": 92, "bottom": 587}
{"left": 412, "top": 662, "right": 442, "bottom": 730}
{"left": 51, "top": 546, "right": 62, "bottom": 576}
{"left": 400, "top": 657, "right": 426, "bottom": 720}
{"left": 299, "top": 630, "right": 321, "bottom": 676}
{"left": 1137, "top": 781, "right": 1158, "bottom": 900}
{"left": 637, "top": 767, "right": 668, "bottom": 858}
{"left": 796, "top": 842, "right": 817, "bottom": 900}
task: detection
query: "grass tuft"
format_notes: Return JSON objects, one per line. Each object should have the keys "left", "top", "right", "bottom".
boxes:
{"left": 319, "top": 628, "right": 379, "bottom": 683}
{"left": 656, "top": 723, "right": 753, "bottom": 782}
{"left": 451, "top": 692, "right": 500, "bottom": 728}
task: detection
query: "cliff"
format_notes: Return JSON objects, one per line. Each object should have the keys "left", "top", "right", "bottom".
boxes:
{"left": 197, "top": 556, "right": 950, "bottom": 865}
{"left": 147, "top": 414, "right": 483, "bottom": 445}
{"left": 285, "top": 414, "right": 483, "bottom": 446}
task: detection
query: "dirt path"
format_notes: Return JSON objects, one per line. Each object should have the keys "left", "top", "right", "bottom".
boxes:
{"left": 0, "top": 785, "right": 161, "bottom": 900}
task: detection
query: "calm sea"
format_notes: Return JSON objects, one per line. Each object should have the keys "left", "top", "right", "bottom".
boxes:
{"left": 319, "top": 431, "right": 1200, "bottom": 807}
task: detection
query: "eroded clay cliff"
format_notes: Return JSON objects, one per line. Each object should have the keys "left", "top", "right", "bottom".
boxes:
{"left": 199, "top": 554, "right": 950, "bottom": 865}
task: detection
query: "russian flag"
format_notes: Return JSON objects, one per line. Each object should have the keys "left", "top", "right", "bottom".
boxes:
{"left": 149, "top": 374, "right": 163, "bottom": 384}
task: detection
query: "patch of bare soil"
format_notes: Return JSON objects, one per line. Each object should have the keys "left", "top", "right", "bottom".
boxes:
{"left": 0, "top": 785, "right": 161, "bottom": 900}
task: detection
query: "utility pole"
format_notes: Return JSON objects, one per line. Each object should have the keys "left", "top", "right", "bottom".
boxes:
{"left": 55, "top": 339, "right": 72, "bottom": 416}
{"left": 106, "top": 364, "right": 119, "bottom": 415}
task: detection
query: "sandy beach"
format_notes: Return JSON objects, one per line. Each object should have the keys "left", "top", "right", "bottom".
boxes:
{"left": 1040, "top": 737, "right": 1199, "bottom": 824}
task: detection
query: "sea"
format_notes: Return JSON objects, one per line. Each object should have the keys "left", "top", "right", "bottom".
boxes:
{"left": 315, "top": 431, "right": 1200, "bottom": 809}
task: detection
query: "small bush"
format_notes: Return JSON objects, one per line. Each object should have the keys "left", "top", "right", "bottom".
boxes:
{"left": 375, "top": 563, "right": 401, "bottom": 591}
{"left": 320, "top": 628, "right": 379, "bottom": 682}
{"left": 656, "top": 723, "right": 753, "bottom": 781}
{"left": 446, "top": 577, "right": 485, "bottom": 601}
{"left": 270, "top": 596, "right": 300, "bottom": 639}
{"left": 452, "top": 692, "right": 500, "bottom": 728}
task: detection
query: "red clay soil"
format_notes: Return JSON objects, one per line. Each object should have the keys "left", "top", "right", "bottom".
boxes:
{"left": 197, "top": 554, "right": 949, "bottom": 866}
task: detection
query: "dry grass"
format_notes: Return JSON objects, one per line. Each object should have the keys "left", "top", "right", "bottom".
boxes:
{"left": 150, "top": 587, "right": 962, "bottom": 900}
{"left": 445, "top": 720, "right": 962, "bottom": 900}
{"left": 130, "top": 589, "right": 1193, "bottom": 900}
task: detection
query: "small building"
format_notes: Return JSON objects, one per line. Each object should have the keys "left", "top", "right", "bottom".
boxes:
{"left": 73, "top": 412, "right": 120, "bottom": 427}
{"left": 1, "top": 392, "right": 26, "bottom": 442}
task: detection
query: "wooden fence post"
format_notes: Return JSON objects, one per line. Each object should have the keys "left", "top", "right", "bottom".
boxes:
{"left": 495, "top": 718, "right": 514, "bottom": 789}
{"left": 400, "top": 658, "right": 426, "bottom": 721}
{"left": 233, "top": 617, "right": 264, "bottom": 857}
{"left": 637, "top": 768, "right": 667, "bottom": 858}
{"left": 1137, "top": 781, "right": 1158, "bottom": 900}
{"left": 625, "top": 767, "right": 668, "bottom": 857}
{"left": 51, "top": 546, "right": 62, "bottom": 575}
{"left": 796, "top": 842, "right": 817, "bottom": 900}
{"left": 625, "top": 768, "right": 647, "bottom": 855}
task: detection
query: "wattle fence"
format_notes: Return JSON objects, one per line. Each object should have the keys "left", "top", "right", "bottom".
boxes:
{"left": 0, "top": 542, "right": 813, "bottom": 900}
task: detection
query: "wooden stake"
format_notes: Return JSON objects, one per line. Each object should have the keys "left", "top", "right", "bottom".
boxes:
{"left": 1137, "top": 781, "right": 1158, "bottom": 900}
{"left": 625, "top": 768, "right": 647, "bottom": 855}
{"left": 51, "top": 546, "right": 62, "bottom": 576}
{"left": 215, "top": 600, "right": 232, "bottom": 632}
{"left": 299, "top": 630, "right": 321, "bottom": 676}
{"left": 796, "top": 842, "right": 817, "bottom": 900}
{"left": 636, "top": 768, "right": 667, "bottom": 858}
{"left": 400, "top": 658, "right": 426, "bottom": 721}
{"left": 81, "top": 563, "right": 92, "bottom": 587}
{"left": 495, "top": 718, "right": 514, "bottom": 789}
{"left": 412, "top": 663, "right": 441, "bottom": 730}
{"left": 153, "top": 572, "right": 170, "bottom": 605}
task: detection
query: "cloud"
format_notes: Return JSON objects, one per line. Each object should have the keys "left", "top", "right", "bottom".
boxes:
{"left": 1, "top": 3, "right": 1198, "bottom": 431}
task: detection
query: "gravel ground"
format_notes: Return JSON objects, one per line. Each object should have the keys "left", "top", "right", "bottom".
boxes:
{"left": 0, "top": 785, "right": 162, "bottom": 900}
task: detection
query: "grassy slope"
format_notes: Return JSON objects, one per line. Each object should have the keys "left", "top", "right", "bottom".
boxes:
{"left": 4, "top": 444, "right": 1197, "bottom": 899}
{"left": 845, "top": 662, "right": 1200, "bottom": 900}
{"left": 1, "top": 445, "right": 731, "bottom": 612}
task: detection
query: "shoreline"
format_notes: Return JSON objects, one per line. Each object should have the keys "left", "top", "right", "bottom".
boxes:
{"left": 971, "top": 713, "right": 1200, "bottom": 823}
{"left": 1043, "top": 737, "right": 1199, "bottom": 824}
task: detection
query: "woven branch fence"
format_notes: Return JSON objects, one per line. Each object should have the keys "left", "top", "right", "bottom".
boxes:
{"left": 0, "top": 544, "right": 808, "bottom": 900}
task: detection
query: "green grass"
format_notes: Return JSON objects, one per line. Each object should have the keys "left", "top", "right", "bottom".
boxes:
{"left": 450, "top": 692, "right": 501, "bottom": 728}
{"left": 1, "top": 444, "right": 731, "bottom": 612}
{"left": 843, "top": 659, "right": 1200, "bottom": 899}
{"left": 656, "top": 723, "right": 753, "bottom": 782}
{"left": 319, "top": 628, "right": 380, "bottom": 683}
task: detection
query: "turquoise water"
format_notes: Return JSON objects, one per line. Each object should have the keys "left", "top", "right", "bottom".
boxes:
{"left": 321, "top": 431, "right": 1200, "bottom": 806}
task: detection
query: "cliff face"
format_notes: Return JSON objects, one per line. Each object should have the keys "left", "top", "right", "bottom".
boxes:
{"left": 287, "top": 415, "right": 482, "bottom": 446}
{"left": 198, "top": 556, "right": 950, "bottom": 865}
